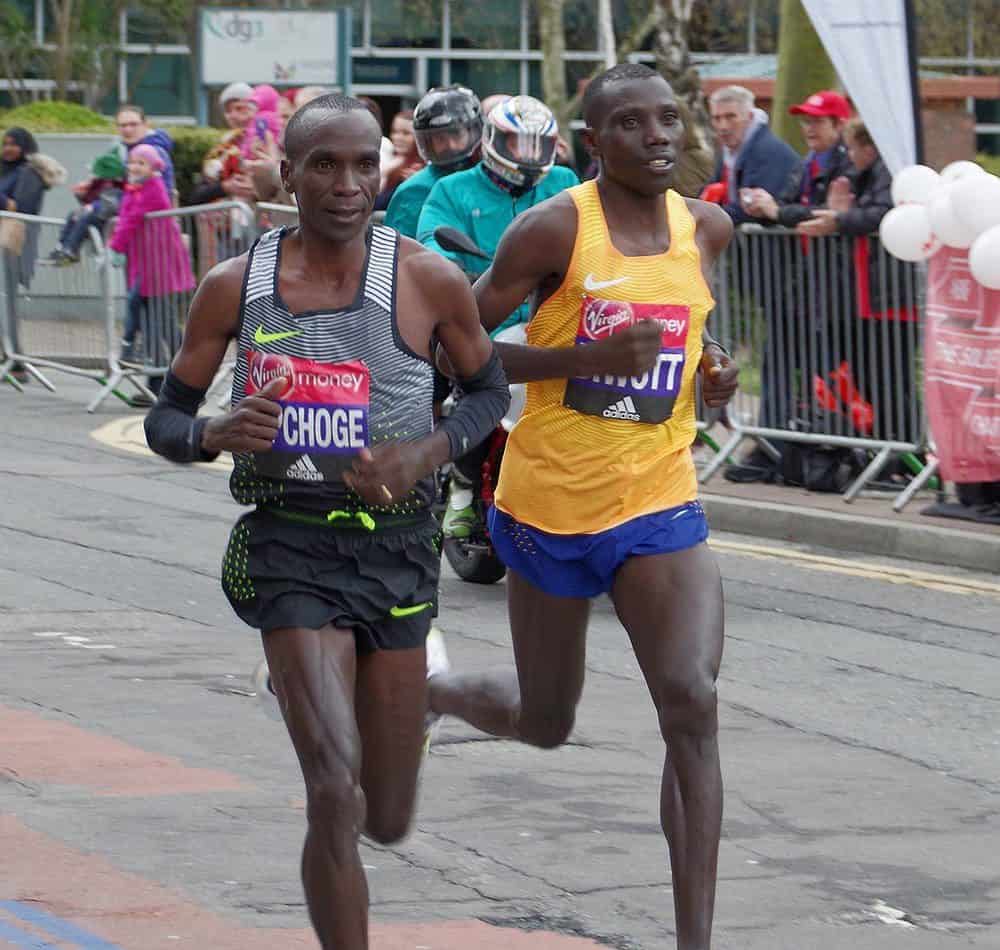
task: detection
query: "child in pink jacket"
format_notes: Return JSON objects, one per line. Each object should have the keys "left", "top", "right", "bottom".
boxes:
{"left": 110, "top": 143, "right": 194, "bottom": 391}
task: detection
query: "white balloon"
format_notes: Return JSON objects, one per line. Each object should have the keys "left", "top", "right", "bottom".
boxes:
{"left": 950, "top": 173, "right": 1000, "bottom": 239}
{"left": 969, "top": 224, "right": 1000, "bottom": 290}
{"left": 891, "top": 164, "right": 942, "bottom": 206}
{"left": 879, "top": 205, "right": 941, "bottom": 262}
{"left": 927, "top": 185, "right": 977, "bottom": 249}
{"left": 940, "top": 160, "right": 987, "bottom": 185}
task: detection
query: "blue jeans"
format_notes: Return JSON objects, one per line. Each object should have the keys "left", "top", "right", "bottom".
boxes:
{"left": 59, "top": 206, "right": 102, "bottom": 255}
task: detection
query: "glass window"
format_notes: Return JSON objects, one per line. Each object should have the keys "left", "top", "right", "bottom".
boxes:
{"left": 753, "top": 0, "right": 779, "bottom": 54}
{"left": 371, "top": 0, "right": 442, "bottom": 48}
{"left": 126, "top": 8, "right": 185, "bottom": 45}
{"left": 348, "top": 0, "right": 364, "bottom": 46}
{"left": 450, "top": 0, "right": 521, "bottom": 50}
{"left": 563, "top": 0, "right": 598, "bottom": 52}
{"left": 449, "top": 59, "right": 521, "bottom": 99}
{"left": 126, "top": 53, "right": 193, "bottom": 116}
{"left": 690, "top": 1, "right": 750, "bottom": 53}
{"left": 915, "top": 0, "right": 968, "bottom": 58}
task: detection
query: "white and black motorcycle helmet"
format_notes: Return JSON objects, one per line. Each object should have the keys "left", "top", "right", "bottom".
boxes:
{"left": 482, "top": 95, "right": 559, "bottom": 190}
{"left": 412, "top": 84, "right": 484, "bottom": 171}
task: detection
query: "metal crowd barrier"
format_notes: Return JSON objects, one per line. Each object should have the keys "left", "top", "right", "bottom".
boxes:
{"left": 90, "top": 200, "right": 257, "bottom": 411}
{"left": 701, "top": 223, "right": 926, "bottom": 506}
{"left": 1, "top": 211, "right": 113, "bottom": 396}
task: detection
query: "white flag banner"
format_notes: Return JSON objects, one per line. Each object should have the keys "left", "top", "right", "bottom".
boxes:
{"left": 800, "top": 0, "right": 919, "bottom": 174}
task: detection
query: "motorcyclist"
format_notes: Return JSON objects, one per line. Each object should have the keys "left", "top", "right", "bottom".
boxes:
{"left": 418, "top": 95, "right": 579, "bottom": 540}
{"left": 384, "top": 84, "right": 484, "bottom": 238}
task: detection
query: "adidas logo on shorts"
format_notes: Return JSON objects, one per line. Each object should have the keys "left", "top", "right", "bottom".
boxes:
{"left": 285, "top": 454, "right": 324, "bottom": 481}
{"left": 602, "top": 395, "right": 641, "bottom": 421}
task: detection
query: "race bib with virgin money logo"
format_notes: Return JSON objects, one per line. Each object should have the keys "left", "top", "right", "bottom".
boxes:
{"left": 563, "top": 297, "right": 691, "bottom": 424}
{"left": 244, "top": 350, "right": 370, "bottom": 482}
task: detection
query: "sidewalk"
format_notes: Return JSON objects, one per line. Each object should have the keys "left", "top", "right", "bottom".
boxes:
{"left": 702, "top": 474, "right": 1000, "bottom": 573}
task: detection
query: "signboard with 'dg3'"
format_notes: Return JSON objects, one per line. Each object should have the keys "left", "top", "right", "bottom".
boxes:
{"left": 200, "top": 9, "right": 344, "bottom": 86}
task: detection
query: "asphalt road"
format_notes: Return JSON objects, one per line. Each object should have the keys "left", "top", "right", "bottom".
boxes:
{"left": 1, "top": 380, "right": 998, "bottom": 949}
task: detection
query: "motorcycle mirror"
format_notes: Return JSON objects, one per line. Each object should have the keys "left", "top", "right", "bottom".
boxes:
{"left": 433, "top": 226, "right": 491, "bottom": 260}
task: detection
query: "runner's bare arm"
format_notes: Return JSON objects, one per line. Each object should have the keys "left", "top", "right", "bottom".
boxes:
{"left": 688, "top": 199, "right": 739, "bottom": 408}
{"left": 144, "top": 256, "right": 283, "bottom": 461}
{"left": 344, "top": 254, "right": 509, "bottom": 506}
{"left": 474, "top": 195, "right": 662, "bottom": 384}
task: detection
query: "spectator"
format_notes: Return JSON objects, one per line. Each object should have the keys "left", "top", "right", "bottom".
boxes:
{"left": 702, "top": 85, "right": 802, "bottom": 224}
{"left": 798, "top": 119, "right": 915, "bottom": 445}
{"left": 48, "top": 147, "right": 126, "bottom": 264}
{"left": 741, "top": 90, "right": 852, "bottom": 227}
{"left": 375, "top": 109, "right": 424, "bottom": 211}
{"left": 294, "top": 86, "right": 330, "bottom": 110}
{"left": 190, "top": 83, "right": 259, "bottom": 207}
{"left": 356, "top": 96, "right": 396, "bottom": 190}
{"left": 109, "top": 144, "right": 194, "bottom": 399}
{"left": 0, "top": 127, "right": 66, "bottom": 382}
{"left": 726, "top": 90, "right": 854, "bottom": 483}
{"left": 113, "top": 105, "right": 175, "bottom": 201}
{"left": 384, "top": 84, "right": 484, "bottom": 238}
{"left": 250, "top": 84, "right": 285, "bottom": 144}
{"left": 279, "top": 89, "right": 298, "bottom": 125}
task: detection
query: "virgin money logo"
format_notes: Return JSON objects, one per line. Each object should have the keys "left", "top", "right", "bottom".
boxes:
{"left": 582, "top": 299, "right": 634, "bottom": 340}
{"left": 249, "top": 352, "right": 295, "bottom": 398}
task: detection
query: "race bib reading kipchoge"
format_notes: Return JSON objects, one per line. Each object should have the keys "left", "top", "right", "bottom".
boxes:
{"left": 244, "top": 350, "right": 370, "bottom": 482}
{"left": 563, "top": 296, "right": 691, "bottom": 424}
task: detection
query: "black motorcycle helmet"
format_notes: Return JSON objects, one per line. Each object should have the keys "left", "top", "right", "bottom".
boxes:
{"left": 412, "top": 84, "right": 483, "bottom": 171}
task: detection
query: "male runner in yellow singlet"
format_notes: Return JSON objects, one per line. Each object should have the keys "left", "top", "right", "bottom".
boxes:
{"left": 429, "top": 64, "right": 736, "bottom": 949}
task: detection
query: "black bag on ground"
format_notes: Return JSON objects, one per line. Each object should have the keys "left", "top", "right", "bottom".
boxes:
{"left": 781, "top": 442, "right": 864, "bottom": 493}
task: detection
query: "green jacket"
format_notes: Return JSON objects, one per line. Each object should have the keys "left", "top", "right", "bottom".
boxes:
{"left": 417, "top": 163, "right": 579, "bottom": 333}
{"left": 383, "top": 164, "right": 448, "bottom": 238}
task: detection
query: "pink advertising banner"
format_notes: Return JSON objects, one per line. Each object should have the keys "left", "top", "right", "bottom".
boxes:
{"left": 924, "top": 249, "right": 1000, "bottom": 483}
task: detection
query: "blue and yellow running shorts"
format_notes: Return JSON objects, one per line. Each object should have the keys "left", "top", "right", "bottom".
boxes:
{"left": 489, "top": 501, "right": 709, "bottom": 599}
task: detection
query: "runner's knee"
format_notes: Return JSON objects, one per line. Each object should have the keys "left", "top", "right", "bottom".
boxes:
{"left": 364, "top": 803, "right": 414, "bottom": 845}
{"left": 654, "top": 669, "right": 718, "bottom": 739}
{"left": 519, "top": 706, "right": 576, "bottom": 749}
{"left": 304, "top": 763, "right": 367, "bottom": 855}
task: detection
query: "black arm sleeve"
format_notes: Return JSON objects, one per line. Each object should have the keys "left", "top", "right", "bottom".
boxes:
{"left": 436, "top": 347, "right": 511, "bottom": 461}
{"left": 144, "top": 369, "right": 221, "bottom": 464}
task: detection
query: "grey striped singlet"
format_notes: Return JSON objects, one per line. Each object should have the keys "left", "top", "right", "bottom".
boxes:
{"left": 229, "top": 225, "right": 435, "bottom": 517}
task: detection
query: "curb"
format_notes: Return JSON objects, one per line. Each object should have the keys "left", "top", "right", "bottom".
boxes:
{"left": 702, "top": 493, "right": 1000, "bottom": 574}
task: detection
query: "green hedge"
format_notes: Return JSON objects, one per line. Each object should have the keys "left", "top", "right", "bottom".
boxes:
{"left": 164, "top": 126, "right": 224, "bottom": 203}
{"left": 0, "top": 101, "right": 113, "bottom": 132}
{"left": 976, "top": 153, "right": 1000, "bottom": 177}
{"left": 0, "top": 101, "right": 225, "bottom": 203}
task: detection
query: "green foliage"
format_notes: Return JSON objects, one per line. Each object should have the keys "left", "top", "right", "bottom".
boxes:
{"left": 164, "top": 125, "right": 224, "bottom": 201}
{"left": 976, "top": 153, "right": 1000, "bottom": 177}
{"left": 0, "top": 101, "right": 114, "bottom": 132}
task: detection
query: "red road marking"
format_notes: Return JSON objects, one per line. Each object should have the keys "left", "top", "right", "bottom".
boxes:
{"left": 0, "top": 706, "right": 242, "bottom": 796}
{"left": 1, "top": 816, "right": 605, "bottom": 948}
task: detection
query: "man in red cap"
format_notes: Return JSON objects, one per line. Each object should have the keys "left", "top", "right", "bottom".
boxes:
{"left": 741, "top": 89, "right": 852, "bottom": 226}
{"left": 726, "top": 90, "right": 855, "bottom": 484}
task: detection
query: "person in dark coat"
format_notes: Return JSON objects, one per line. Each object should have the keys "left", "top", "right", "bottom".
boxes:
{"left": 797, "top": 119, "right": 917, "bottom": 444}
{"left": 1, "top": 127, "right": 66, "bottom": 382}
{"left": 702, "top": 85, "right": 802, "bottom": 224}
{"left": 726, "top": 91, "right": 855, "bottom": 482}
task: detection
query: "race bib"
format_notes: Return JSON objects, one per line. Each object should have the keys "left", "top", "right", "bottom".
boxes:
{"left": 244, "top": 350, "right": 370, "bottom": 482}
{"left": 563, "top": 297, "right": 691, "bottom": 424}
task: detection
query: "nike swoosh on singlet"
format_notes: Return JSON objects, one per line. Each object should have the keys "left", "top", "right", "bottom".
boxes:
{"left": 254, "top": 325, "right": 303, "bottom": 345}
{"left": 583, "top": 274, "right": 629, "bottom": 292}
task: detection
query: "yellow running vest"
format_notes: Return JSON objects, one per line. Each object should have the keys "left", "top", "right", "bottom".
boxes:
{"left": 494, "top": 181, "right": 714, "bottom": 534}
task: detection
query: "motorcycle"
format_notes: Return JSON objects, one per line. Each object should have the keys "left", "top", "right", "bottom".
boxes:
{"left": 433, "top": 227, "right": 526, "bottom": 585}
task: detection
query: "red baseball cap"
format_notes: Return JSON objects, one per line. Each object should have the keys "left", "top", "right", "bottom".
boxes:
{"left": 789, "top": 90, "right": 851, "bottom": 121}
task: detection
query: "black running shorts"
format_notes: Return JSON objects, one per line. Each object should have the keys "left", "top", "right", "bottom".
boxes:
{"left": 222, "top": 508, "right": 441, "bottom": 653}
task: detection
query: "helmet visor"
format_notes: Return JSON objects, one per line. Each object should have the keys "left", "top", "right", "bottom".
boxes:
{"left": 488, "top": 128, "right": 557, "bottom": 171}
{"left": 414, "top": 117, "right": 483, "bottom": 166}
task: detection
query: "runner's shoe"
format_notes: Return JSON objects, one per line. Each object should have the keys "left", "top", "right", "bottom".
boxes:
{"left": 442, "top": 483, "right": 477, "bottom": 538}
{"left": 252, "top": 658, "right": 282, "bottom": 722}
{"left": 423, "top": 626, "right": 450, "bottom": 752}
